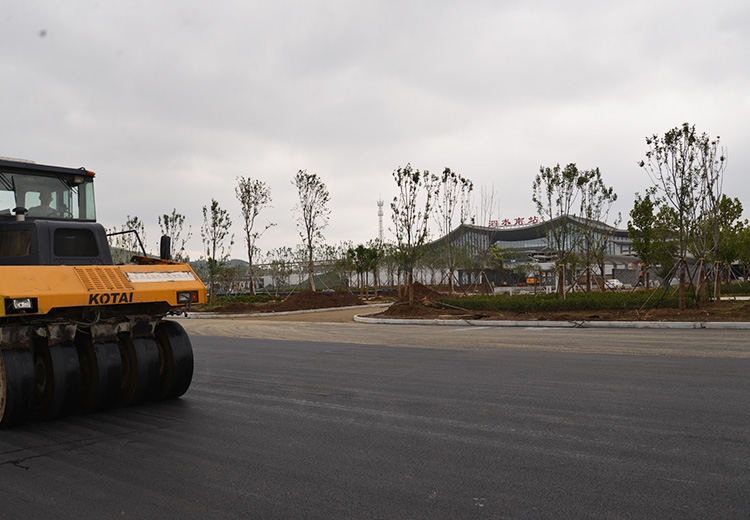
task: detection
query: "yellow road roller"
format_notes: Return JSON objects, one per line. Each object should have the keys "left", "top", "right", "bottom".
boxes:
{"left": 0, "top": 158, "right": 206, "bottom": 427}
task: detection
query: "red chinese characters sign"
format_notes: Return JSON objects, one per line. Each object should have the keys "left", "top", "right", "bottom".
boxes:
{"left": 488, "top": 216, "right": 539, "bottom": 227}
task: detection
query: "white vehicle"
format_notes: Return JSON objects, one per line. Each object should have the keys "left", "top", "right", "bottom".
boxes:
{"left": 605, "top": 279, "right": 624, "bottom": 289}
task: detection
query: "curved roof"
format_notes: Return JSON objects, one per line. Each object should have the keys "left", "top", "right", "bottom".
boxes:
{"left": 433, "top": 214, "right": 628, "bottom": 246}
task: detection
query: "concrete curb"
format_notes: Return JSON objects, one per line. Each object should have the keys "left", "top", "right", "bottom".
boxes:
{"left": 352, "top": 312, "right": 750, "bottom": 330}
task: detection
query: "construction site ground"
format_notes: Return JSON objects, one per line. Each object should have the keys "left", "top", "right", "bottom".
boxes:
{"left": 201, "top": 287, "right": 750, "bottom": 324}
{"left": 178, "top": 290, "right": 750, "bottom": 359}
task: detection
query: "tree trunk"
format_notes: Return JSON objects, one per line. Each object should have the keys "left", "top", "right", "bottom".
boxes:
{"left": 679, "top": 260, "right": 686, "bottom": 310}
{"left": 713, "top": 262, "right": 722, "bottom": 301}
{"left": 308, "top": 247, "right": 316, "bottom": 292}
{"left": 408, "top": 271, "right": 414, "bottom": 305}
{"left": 247, "top": 246, "right": 256, "bottom": 295}
{"left": 248, "top": 265, "right": 256, "bottom": 296}
{"left": 557, "top": 265, "right": 565, "bottom": 299}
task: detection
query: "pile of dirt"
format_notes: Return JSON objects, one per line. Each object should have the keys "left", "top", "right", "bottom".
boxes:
{"left": 273, "top": 291, "right": 364, "bottom": 312}
{"left": 209, "top": 291, "right": 364, "bottom": 314}
{"left": 400, "top": 282, "right": 446, "bottom": 301}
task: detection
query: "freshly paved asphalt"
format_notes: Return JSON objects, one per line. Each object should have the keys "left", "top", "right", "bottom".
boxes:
{"left": 0, "top": 331, "right": 748, "bottom": 519}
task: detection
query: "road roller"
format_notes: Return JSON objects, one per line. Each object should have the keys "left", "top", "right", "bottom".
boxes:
{"left": 0, "top": 158, "right": 206, "bottom": 427}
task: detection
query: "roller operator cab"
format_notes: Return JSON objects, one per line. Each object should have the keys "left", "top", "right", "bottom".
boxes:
{"left": 0, "top": 158, "right": 207, "bottom": 427}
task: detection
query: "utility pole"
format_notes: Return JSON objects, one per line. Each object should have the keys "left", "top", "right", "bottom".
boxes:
{"left": 377, "top": 198, "right": 384, "bottom": 242}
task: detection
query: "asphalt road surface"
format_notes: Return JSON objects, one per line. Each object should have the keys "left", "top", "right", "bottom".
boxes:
{"left": 0, "top": 319, "right": 748, "bottom": 519}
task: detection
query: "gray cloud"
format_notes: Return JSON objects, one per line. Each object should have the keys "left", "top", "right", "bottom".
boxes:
{"left": 2, "top": 0, "right": 749, "bottom": 260}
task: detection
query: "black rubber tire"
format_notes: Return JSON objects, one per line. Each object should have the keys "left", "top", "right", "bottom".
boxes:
{"left": 76, "top": 337, "right": 122, "bottom": 412}
{"left": 154, "top": 321, "right": 194, "bottom": 400}
{"left": 33, "top": 341, "right": 81, "bottom": 421}
{"left": 0, "top": 349, "right": 35, "bottom": 428}
{"left": 118, "top": 336, "right": 160, "bottom": 406}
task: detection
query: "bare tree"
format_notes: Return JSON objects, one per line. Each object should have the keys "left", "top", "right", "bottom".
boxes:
{"left": 293, "top": 170, "right": 330, "bottom": 292}
{"left": 235, "top": 176, "right": 275, "bottom": 295}
{"left": 201, "top": 199, "right": 234, "bottom": 303}
{"left": 390, "top": 163, "right": 439, "bottom": 304}
{"left": 434, "top": 167, "right": 473, "bottom": 295}
{"left": 697, "top": 135, "right": 728, "bottom": 301}
{"left": 158, "top": 209, "right": 192, "bottom": 262}
{"left": 577, "top": 168, "right": 618, "bottom": 291}
{"left": 467, "top": 183, "right": 501, "bottom": 289}
{"left": 474, "top": 183, "right": 500, "bottom": 228}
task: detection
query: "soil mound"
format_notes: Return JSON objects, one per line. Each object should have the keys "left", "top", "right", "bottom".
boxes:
{"left": 274, "top": 291, "right": 364, "bottom": 312}
{"left": 211, "top": 291, "right": 364, "bottom": 314}
{"left": 209, "top": 291, "right": 364, "bottom": 314}
{"left": 401, "top": 282, "right": 446, "bottom": 301}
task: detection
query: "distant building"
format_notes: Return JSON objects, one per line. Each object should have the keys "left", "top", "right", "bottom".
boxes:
{"left": 429, "top": 215, "right": 643, "bottom": 287}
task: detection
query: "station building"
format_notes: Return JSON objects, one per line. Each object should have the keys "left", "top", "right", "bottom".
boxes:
{"left": 431, "top": 215, "right": 643, "bottom": 287}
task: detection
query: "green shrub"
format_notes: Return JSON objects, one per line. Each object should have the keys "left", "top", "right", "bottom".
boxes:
{"left": 719, "top": 281, "right": 750, "bottom": 296}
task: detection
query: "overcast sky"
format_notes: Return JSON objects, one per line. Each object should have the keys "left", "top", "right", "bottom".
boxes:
{"left": 2, "top": 0, "right": 749, "bottom": 261}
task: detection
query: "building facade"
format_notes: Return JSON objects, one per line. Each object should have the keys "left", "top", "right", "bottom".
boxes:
{"left": 431, "top": 215, "right": 642, "bottom": 287}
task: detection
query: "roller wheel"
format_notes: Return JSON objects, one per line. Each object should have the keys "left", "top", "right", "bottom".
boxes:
{"left": 0, "top": 349, "right": 35, "bottom": 428}
{"left": 154, "top": 321, "right": 194, "bottom": 400}
{"left": 118, "top": 336, "right": 160, "bottom": 406}
{"left": 76, "top": 337, "right": 122, "bottom": 412}
{"left": 33, "top": 341, "right": 81, "bottom": 421}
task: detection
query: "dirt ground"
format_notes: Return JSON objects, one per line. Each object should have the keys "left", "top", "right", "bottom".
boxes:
{"left": 208, "top": 291, "right": 364, "bottom": 314}
{"left": 378, "top": 300, "right": 750, "bottom": 322}
{"left": 202, "top": 289, "right": 750, "bottom": 322}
